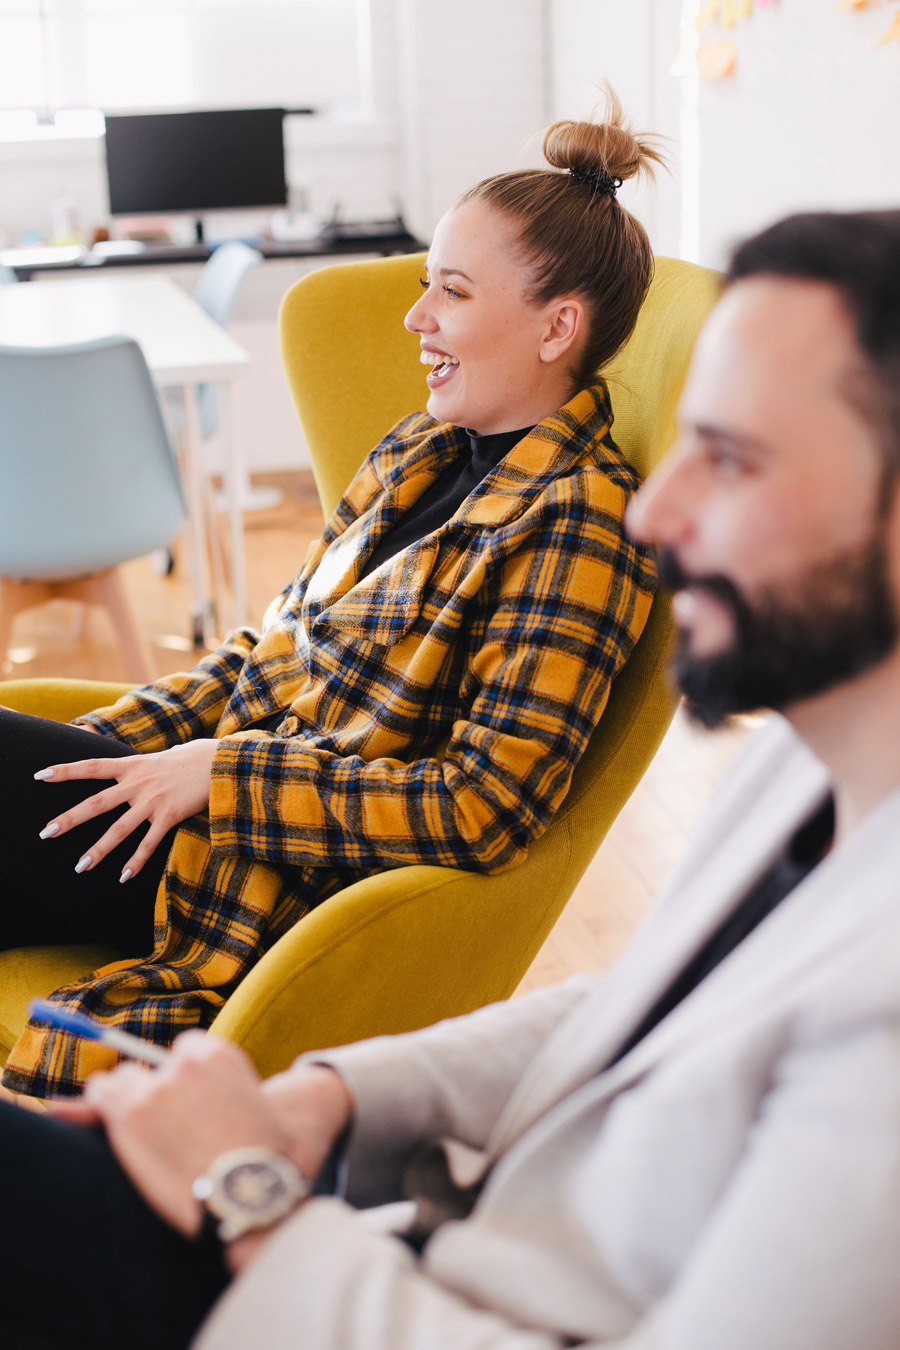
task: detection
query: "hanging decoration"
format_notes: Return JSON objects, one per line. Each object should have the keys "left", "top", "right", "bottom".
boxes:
{"left": 682, "top": 0, "right": 899, "bottom": 82}
{"left": 687, "top": 0, "right": 777, "bottom": 81}
{"left": 874, "top": 9, "right": 900, "bottom": 44}
{"left": 836, "top": 0, "right": 900, "bottom": 50}
{"left": 696, "top": 39, "right": 738, "bottom": 77}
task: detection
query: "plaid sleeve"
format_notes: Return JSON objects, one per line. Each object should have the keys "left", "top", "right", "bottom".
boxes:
{"left": 72, "top": 626, "right": 262, "bottom": 750}
{"left": 70, "top": 419, "right": 439, "bottom": 754}
{"left": 207, "top": 470, "right": 656, "bottom": 875}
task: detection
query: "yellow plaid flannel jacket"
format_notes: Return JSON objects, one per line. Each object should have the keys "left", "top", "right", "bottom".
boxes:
{"left": 4, "top": 382, "right": 656, "bottom": 1096}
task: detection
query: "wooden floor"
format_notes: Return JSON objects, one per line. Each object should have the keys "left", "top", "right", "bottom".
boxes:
{"left": 0, "top": 470, "right": 751, "bottom": 993}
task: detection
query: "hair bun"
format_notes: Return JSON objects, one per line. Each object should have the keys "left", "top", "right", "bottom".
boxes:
{"left": 456, "top": 84, "right": 663, "bottom": 387}
{"left": 542, "top": 87, "right": 667, "bottom": 186}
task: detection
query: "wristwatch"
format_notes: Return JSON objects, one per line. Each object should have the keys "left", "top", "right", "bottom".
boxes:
{"left": 192, "top": 1146, "right": 311, "bottom": 1242}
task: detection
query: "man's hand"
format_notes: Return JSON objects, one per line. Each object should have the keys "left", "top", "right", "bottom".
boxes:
{"left": 260, "top": 1061, "right": 355, "bottom": 1180}
{"left": 48, "top": 1034, "right": 284, "bottom": 1236}
{"left": 47, "top": 1034, "right": 353, "bottom": 1245}
{"left": 34, "top": 738, "right": 219, "bottom": 880}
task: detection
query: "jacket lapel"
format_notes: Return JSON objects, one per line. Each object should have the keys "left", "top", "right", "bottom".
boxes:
{"left": 455, "top": 383, "right": 617, "bottom": 529}
{"left": 315, "top": 536, "right": 441, "bottom": 646}
{"left": 485, "top": 794, "right": 900, "bottom": 1190}
{"left": 308, "top": 383, "right": 619, "bottom": 645}
{"left": 487, "top": 719, "right": 837, "bottom": 1153}
{"left": 604, "top": 799, "right": 900, "bottom": 1091}
{"left": 302, "top": 429, "right": 466, "bottom": 618}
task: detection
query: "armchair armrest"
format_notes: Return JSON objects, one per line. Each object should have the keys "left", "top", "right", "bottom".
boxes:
{"left": 0, "top": 677, "right": 134, "bottom": 723}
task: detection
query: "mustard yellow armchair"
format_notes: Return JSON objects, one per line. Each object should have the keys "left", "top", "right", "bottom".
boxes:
{"left": 0, "top": 254, "right": 720, "bottom": 1080}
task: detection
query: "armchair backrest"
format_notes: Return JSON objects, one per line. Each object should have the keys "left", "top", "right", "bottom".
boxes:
{"left": 0, "top": 256, "right": 723, "bottom": 1083}
{"left": 280, "top": 252, "right": 429, "bottom": 518}
{"left": 278, "top": 248, "right": 721, "bottom": 899}
{"left": 232, "top": 252, "right": 725, "bottom": 1061}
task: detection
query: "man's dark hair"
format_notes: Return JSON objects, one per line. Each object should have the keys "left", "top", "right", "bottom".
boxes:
{"left": 728, "top": 210, "right": 900, "bottom": 469}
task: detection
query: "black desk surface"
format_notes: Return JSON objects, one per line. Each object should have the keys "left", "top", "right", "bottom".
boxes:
{"left": 4, "top": 225, "right": 425, "bottom": 280}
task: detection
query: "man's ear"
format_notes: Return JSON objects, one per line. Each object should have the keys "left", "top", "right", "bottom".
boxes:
{"left": 539, "top": 299, "right": 585, "bottom": 365}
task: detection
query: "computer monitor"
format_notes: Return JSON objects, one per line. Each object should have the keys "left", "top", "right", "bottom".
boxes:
{"left": 104, "top": 108, "right": 288, "bottom": 241}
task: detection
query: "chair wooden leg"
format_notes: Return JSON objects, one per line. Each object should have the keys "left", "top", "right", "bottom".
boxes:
{"left": 70, "top": 571, "right": 154, "bottom": 683}
{"left": 0, "top": 579, "right": 55, "bottom": 668}
{"left": 0, "top": 578, "right": 17, "bottom": 668}
{"left": 0, "top": 573, "right": 153, "bottom": 682}
{"left": 202, "top": 471, "right": 229, "bottom": 629}
{"left": 69, "top": 603, "right": 87, "bottom": 639}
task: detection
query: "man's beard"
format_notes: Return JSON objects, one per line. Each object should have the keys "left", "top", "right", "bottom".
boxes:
{"left": 658, "top": 534, "right": 899, "bottom": 730}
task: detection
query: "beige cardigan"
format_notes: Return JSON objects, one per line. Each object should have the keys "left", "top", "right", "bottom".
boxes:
{"left": 195, "top": 716, "right": 900, "bottom": 1349}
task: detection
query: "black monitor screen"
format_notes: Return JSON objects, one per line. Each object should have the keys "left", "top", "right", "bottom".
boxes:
{"left": 104, "top": 108, "right": 287, "bottom": 216}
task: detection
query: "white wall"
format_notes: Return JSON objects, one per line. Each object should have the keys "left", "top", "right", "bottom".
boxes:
{"left": 0, "top": 116, "right": 403, "bottom": 249}
{"left": 1, "top": 0, "right": 552, "bottom": 474}
{"left": 548, "top": 0, "right": 900, "bottom": 271}
{"left": 41, "top": 2, "right": 899, "bottom": 466}
{"left": 0, "top": 0, "right": 549, "bottom": 250}
{"left": 686, "top": 0, "right": 900, "bottom": 267}
{"left": 13, "top": 2, "right": 899, "bottom": 472}
{"left": 396, "top": 0, "right": 549, "bottom": 237}
{"left": 547, "top": 0, "right": 682, "bottom": 257}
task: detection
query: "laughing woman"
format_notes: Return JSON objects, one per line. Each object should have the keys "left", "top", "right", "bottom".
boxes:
{"left": 1, "top": 94, "right": 662, "bottom": 1097}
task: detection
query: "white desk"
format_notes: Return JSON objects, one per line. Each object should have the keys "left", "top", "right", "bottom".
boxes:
{"left": 0, "top": 275, "right": 251, "bottom": 642}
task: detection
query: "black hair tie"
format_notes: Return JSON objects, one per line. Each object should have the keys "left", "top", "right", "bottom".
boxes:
{"left": 567, "top": 165, "right": 622, "bottom": 199}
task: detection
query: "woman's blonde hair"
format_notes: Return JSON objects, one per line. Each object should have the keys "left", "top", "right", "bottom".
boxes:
{"left": 457, "top": 89, "right": 667, "bottom": 389}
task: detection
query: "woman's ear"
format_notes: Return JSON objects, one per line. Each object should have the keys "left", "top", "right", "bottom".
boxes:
{"left": 539, "top": 299, "right": 585, "bottom": 365}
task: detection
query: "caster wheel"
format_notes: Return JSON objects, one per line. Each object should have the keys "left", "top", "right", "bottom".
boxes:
{"left": 151, "top": 547, "right": 175, "bottom": 577}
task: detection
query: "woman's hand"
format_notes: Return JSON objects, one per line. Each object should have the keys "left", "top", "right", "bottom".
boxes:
{"left": 47, "top": 1034, "right": 354, "bottom": 1247}
{"left": 35, "top": 738, "right": 219, "bottom": 880}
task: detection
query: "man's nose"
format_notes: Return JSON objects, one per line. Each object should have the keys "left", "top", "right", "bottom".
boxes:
{"left": 625, "top": 446, "right": 696, "bottom": 550}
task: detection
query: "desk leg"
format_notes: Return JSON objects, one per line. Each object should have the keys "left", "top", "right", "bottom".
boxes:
{"left": 181, "top": 384, "right": 216, "bottom": 647}
{"left": 220, "top": 381, "right": 248, "bottom": 629}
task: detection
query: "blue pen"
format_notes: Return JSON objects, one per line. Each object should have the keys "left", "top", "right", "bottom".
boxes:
{"left": 28, "top": 998, "right": 169, "bottom": 1067}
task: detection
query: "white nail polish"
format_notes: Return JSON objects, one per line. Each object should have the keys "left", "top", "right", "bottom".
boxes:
{"left": 39, "top": 823, "right": 60, "bottom": 839}
{"left": 34, "top": 768, "right": 55, "bottom": 781}
{"left": 119, "top": 868, "right": 133, "bottom": 884}
{"left": 74, "top": 855, "right": 92, "bottom": 874}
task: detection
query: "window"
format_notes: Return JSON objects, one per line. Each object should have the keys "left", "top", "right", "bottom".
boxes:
{"left": 0, "top": 0, "right": 366, "bottom": 127}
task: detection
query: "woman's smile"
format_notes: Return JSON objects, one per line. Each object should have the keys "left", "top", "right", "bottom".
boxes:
{"left": 420, "top": 346, "right": 460, "bottom": 388}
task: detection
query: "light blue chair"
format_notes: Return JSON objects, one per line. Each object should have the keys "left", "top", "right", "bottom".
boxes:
{"left": 0, "top": 264, "right": 17, "bottom": 285}
{"left": 194, "top": 242, "right": 272, "bottom": 513}
{"left": 0, "top": 335, "right": 187, "bottom": 680}
{"left": 193, "top": 240, "right": 264, "bottom": 327}
{"left": 157, "top": 241, "right": 264, "bottom": 584}
{"left": 173, "top": 240, "right": 264, "bottom": 440}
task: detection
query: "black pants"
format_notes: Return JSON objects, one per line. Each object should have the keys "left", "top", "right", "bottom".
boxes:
{"left": 0, "top": 708, "right": 175, "bottom": 955}
{"left": 0, "top": 1099, "right": 230, "bottom": 1349}
{"left": 0, "top": 712, "right": 229, "bottom": 1345}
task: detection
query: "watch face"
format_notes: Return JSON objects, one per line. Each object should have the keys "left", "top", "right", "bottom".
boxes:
{"left": 223, "top": 1162, "right": 290, "bottom": 1214}
{"left": 193, "top": 1147, "right": 309, "bottom": 1241}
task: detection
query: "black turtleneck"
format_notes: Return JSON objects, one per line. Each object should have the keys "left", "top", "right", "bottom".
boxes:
{"left": 360, "top": 425, "right": 533, "bottom": 581}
